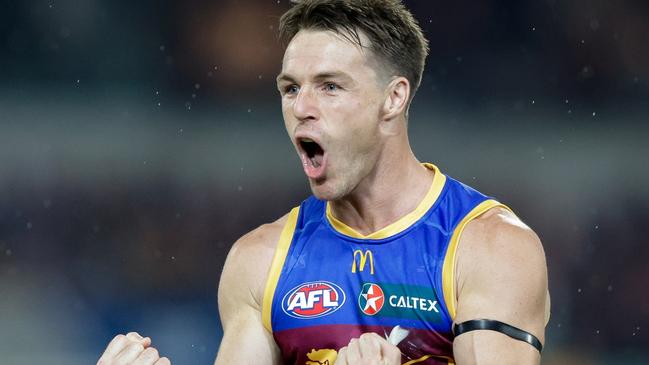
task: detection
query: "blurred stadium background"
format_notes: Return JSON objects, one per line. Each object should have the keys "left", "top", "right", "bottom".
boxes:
{"left": 1, "top": 0, "right": 648, "bottom": 364}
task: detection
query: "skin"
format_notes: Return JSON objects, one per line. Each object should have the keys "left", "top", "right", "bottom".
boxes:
{"left": 98, "top": 28, "right": 550, "bottom": 365}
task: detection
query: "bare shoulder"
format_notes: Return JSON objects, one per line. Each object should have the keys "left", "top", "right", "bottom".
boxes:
{"left": 460, "top": 206, "right": 545, "bottom": 262}
{"left": 219, "top": 213, "right": 290, "bottom": 313}
{"left": 455, "top": 206, "right": 549, "bottom": 337}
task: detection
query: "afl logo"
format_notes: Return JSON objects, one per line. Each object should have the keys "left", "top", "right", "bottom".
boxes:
{"left": 358, "top": 283, "right": 385, "bottom": 316}
{"left": 282, "top": 281, "right": 346, "bottom": 319}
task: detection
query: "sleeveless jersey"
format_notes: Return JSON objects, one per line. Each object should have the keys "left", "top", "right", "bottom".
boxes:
{"left": 262, "top": 164, "right": 510, "bottom": 365}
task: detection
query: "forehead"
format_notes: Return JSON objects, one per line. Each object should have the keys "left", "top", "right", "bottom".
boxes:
{"left": 281, "top": 29, "right": 376, "bottom": 78}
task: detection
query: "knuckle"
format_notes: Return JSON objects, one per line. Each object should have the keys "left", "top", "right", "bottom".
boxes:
{"left": 144, "top": 347, "right": 160, "bottom": 358}
{"left": 112, "top": 334, "right": 126, "bottom": 343}
{"left": 359, "top": 332, "right": 378, "bottom": 342}
{"left": 126, "top": 332, "right": 142, "bottom": 339}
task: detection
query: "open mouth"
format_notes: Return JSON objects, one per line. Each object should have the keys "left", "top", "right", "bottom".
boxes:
{"left": 300, "top": 138, "right": 324, "bottom": 168}
{"left": 297, "top": 137, "right": 327, "bottom": 179}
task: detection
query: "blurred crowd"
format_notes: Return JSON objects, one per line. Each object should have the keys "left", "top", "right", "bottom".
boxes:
{"left": 1, "top": 0, "right": 648, "bottom": 364}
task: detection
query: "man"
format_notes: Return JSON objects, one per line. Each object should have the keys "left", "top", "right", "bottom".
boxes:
{"left": 97, "top": 1, "right": 550, "bottom": 364}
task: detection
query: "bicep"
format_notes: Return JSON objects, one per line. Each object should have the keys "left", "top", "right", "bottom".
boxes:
{"left": 214, "top": 304, "right": 280, "bottom": 365}
{"left": 452, "top": 213, "right": 549, "bottom": 364}
{"left": 214, "top": 230, "right": 282, "bottom": 365}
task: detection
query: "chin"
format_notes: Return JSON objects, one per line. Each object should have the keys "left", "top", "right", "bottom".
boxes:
{"left": 308, "top": 179, "right": 346, "bottom": 201}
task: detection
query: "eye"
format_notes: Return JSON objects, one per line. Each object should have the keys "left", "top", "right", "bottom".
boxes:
{"left": 283, "top": 84, "right": 299, "bottom": 95}
{"left": 323, "top": 82, "right": 340, "bottom": 92}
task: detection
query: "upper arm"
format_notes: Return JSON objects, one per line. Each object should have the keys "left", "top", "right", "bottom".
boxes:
{"left": 214, "top": 217, "right": 288, "bottom": 365}
{"left": 452, "top": 208, "right": 550, "bottom": 365}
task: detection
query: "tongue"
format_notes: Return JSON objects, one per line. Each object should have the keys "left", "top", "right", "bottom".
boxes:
{"left": 310, "top": 154, "right": 323, "bottom": 168}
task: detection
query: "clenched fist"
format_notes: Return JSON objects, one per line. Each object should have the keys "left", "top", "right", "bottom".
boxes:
{"left": 97, "top": 332, "right": 171, "bottom": 365}
{"left": 335, "top": 333, "right": 401, "bottom": 365}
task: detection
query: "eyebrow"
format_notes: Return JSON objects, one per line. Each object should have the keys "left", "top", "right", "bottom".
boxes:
{"left": 276, "top": 71, "right": 354, "bottom": 84}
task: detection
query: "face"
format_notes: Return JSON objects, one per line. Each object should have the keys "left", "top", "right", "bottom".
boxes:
{"left": 277, "top": 30, "right": 388, "bottom": 201}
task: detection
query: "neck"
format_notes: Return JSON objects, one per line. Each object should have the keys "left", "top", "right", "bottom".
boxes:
{"left": 328, "top": 136, "right": 434, "bottom": 236}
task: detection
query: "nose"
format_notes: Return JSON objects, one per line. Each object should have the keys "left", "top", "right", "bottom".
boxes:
{"left": 293, "top": 86, "right": 319, "bottom": 123}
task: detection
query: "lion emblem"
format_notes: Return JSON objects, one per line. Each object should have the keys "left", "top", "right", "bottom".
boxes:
{"left": 305, "top": 348, "right": 338, "bottom": 365}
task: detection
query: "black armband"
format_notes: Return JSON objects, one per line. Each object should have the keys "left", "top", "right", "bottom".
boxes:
{"left": 453, "top": 319, "right": 543, "bottom": 352}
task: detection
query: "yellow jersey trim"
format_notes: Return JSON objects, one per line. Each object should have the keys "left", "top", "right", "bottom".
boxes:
{"left": 325, "top": 163, "right": 447, "bottom": 240}
{"left": 403, "top": 354, "right": 455, "bottom": 365}
{"left": 262, "top": 206, "right": 300, "bottom": 333}
{"left": 441, "top": 199, "right": 512, "bottom": 320}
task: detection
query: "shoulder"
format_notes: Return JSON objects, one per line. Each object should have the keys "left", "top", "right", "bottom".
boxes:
{"left": 455, "top": 206, "right": 549, "bottom": 333}
{"left": 218, "top": 212, "right": 291, "bottom": 312}
{"left": 460, "top": 207, "right": 544, "bottom": 260}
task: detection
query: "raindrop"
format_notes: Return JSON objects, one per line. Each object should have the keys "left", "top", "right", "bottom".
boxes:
{"left": 194, "top": 83, "right": 201, "bottom": 90}
{"left": 589, "top": 19, "right": 600, "bottom": 31}
{"left": 160, "top": 45, "right": 166, "bottom": 51}
{"left": 237, "top": 186, "right": 243, "bottom": 191}
{"left": 26, "top": 222, "right": 33, "bottom": 230}
{"left": 607, "top": 285, "right": 613, "bottom": 292}
{"left": 5, "top": 249, "right": 12, "bottom": 256}
{"left": 577, "top": 288, "right": 582, "bottom": 293}
{"left": 592, "top": 112, "right": 596, "bottom": 117}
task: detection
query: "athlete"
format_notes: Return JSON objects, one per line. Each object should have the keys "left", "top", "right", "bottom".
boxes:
{"left": 97, "top": 1, "right": 550, "bottom": 364}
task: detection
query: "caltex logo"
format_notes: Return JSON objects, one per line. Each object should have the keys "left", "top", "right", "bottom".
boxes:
{"left": 282, "top": 281, "right": 346, "bottom": 319}
{"left": 358, "top": 283, "right": 385, "bottom": 315}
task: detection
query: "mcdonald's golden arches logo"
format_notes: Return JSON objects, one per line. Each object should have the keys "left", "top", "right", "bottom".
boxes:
{"left": 351, "top": 250, "right": 375, "bottom": 275}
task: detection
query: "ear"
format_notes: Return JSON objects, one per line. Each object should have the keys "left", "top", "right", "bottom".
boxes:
{"left": 381, "top": 76, "right": 410, "bottom": 121}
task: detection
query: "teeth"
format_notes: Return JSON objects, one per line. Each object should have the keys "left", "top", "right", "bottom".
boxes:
{"left": 301, "top": 138, "right": 314, "bottom": 143}
{"left": 311, "top": 157, "right": 320, "bottom": 168}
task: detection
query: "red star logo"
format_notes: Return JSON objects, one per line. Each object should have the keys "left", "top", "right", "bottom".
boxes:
{"left": 359, "top": 283, "right": 385, "bottom": 315}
